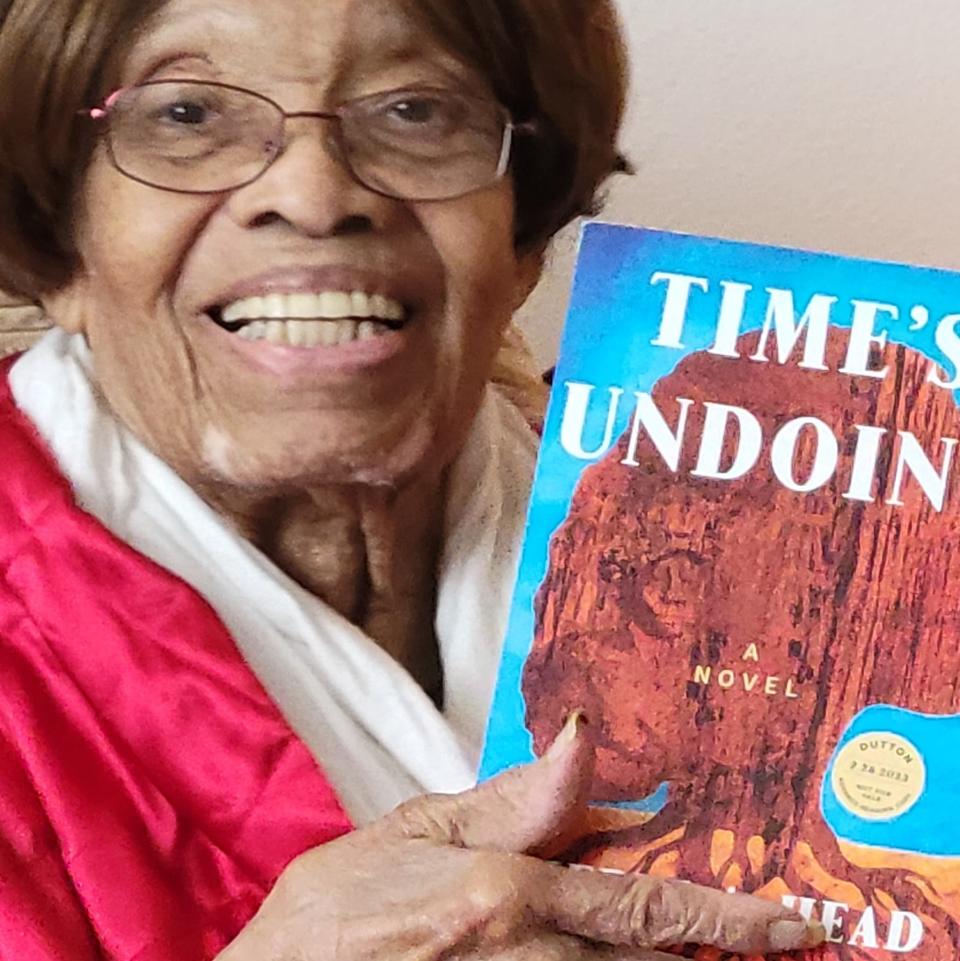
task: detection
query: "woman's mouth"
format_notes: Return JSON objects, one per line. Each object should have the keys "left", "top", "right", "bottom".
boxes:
{"left": 208, "top": 290, "right": 409, "bottom": 348}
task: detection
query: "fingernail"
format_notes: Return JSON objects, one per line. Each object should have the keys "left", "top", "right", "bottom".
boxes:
{"left": 545, "top": 710, "right": 589, "bottom": 760}
{"left": 768, "top": 919, "right": 826, "bottom": 951}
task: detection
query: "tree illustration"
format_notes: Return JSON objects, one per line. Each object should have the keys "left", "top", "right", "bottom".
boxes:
{"left": 524, "top": 331, "right": 960, "bottom": 961}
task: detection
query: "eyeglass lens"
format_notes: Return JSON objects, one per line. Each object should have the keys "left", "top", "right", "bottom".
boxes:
{"left": 105, "top": 81, "right": 512, "bottom": 199}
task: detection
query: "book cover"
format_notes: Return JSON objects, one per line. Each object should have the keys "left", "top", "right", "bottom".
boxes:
{"left": 481, "top": 224, "right": 960, "bottom": 960}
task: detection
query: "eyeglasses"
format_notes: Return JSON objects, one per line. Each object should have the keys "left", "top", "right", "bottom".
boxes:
{"left": 84, "top": 79, "right": 535, "bottom": 201}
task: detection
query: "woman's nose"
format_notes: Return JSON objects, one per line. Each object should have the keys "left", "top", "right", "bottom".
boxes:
{"left": 225, "top": 118, "right": 395, "bottom": 237}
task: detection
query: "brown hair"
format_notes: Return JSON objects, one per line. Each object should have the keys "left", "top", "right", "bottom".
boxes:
{"left": 0, "top": 0, "right": 628, "bottom": 300}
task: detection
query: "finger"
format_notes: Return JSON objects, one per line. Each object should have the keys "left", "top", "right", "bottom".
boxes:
{"left": 381, "top": 711, "right": 594, "bottom": 855}
{"left": 557, "top": 938, "right": 686, "bottom": 961}
{"left": 591, "top": 950, "right": 684, "bottom": 961}
{"left": 528, "top": 862, "right": 825, "bottom": 954}
{"left": 484, "top": 933, "right": 682, "bottom": 961}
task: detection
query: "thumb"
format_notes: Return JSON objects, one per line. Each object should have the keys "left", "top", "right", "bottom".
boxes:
{"left": 383, "top": 711, "right": 593, "bottom": 856}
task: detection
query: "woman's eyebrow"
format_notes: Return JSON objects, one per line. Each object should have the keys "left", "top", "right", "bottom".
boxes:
{"left": 343, "top": 42, "right": 486, "bottom": 94}
{"left": 120, "top": 5, "right": 249, "bottom": 80}
{"left": 125, "top": 51, "right": 215, "bottom": 85}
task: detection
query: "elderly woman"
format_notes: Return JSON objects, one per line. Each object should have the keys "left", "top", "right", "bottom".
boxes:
{"left": 0, "top": 0, "right": 826, "bottom": 958}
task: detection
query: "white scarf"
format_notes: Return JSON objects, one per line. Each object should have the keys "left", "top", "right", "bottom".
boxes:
{"left": 10, "top": 329, "right": 536, "bottom": 825}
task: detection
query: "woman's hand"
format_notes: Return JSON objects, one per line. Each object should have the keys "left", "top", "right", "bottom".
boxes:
{"left": 218, "top": 716, "right": 824, "bottom": 960}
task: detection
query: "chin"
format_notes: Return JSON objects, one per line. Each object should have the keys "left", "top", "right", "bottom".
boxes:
{"left": 198, "top": 417, "right": 451, "bottom": 491}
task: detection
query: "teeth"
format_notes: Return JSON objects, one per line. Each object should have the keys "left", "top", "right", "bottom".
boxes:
{"left": 221, "top": 290, "right": 405, "bottom": 324}
{"left": 303, "top": 321, "right": 323, "bottom": 347}
{"left": 263, "top": 293, "right": 286, "bottom": 318}
{"left": 351, "top": 292, "right": 372, "bottom": 317}
{"left": 318, "top": 321, "right": 339, "bottom": 347}
{"left": 236, "top": 318, "right": 394, "bottom": 347}
{"left": 238, "top": 296, "right": 264, "bottom": 319}
{"left": 287, "top": 320, "right": 307, "bottom": 347}
{"left": 289, "top": 293, "right": 316, "bottom": 318}
{"left": 265, "top": 320, "right": 286, "bottom": 344}
{"left": 337, "top": 320, "right": 358, "bottom": 345}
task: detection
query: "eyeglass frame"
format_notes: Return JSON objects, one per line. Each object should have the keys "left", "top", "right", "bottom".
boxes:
{"left": 82, "top": 79, "right": 539, "bottom": 201}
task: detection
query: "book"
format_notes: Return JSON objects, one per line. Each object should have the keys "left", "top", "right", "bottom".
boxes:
{"left": 480, "top": 223, "right": 960, "bottom": 961}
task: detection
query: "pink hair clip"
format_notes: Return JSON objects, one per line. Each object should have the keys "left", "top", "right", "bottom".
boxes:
{"left": 87, "top": 88, "right": 125, "bottom": 120}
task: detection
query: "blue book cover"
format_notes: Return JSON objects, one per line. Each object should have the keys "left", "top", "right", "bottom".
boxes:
{"left": 481, "top": 223, "right": 960, "bottom": 961}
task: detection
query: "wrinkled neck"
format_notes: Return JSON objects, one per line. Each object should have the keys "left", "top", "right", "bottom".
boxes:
{"left": 197, "top": 472, "right": 447, "bottom": 703}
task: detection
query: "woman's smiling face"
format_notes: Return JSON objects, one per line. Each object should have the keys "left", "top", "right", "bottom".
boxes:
{"left": 52, "top": 0, "right": 536, "bottom": 489}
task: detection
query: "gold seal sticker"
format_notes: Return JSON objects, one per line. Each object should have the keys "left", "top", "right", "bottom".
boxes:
{"left": 831, "top": 731, "right": 926, "bottom": 821}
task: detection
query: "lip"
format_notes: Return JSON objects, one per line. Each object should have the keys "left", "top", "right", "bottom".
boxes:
{"left": 203, "top": 265, "right": 421, "bottom": 315}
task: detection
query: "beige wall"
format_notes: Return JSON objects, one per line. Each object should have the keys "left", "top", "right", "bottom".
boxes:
{"left": 518, "top": 0, "right": 960, "bottom": 367}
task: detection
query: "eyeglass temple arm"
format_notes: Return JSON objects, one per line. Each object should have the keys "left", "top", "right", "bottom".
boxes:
{"left": 496, "top": 120, "right": 540, "bottom": 177}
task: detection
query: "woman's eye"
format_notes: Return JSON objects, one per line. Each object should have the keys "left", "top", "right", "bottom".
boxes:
{"left": 164, "top": 101, "right": 210, "bottom": 125}
{"left": 387, "top": 98, "right": 443, "bottom": 125}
